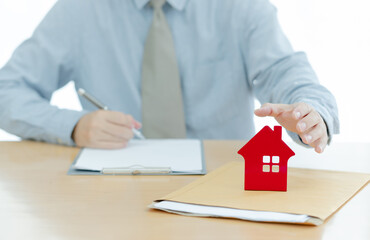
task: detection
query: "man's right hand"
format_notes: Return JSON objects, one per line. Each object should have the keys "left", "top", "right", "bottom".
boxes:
{"left": 72, "top": 110, "right": 142, "bottom": 149}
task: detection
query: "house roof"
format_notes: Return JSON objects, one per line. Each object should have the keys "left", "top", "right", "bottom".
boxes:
{"left": 238, "top": 126, "right": 295, "bottom": 160}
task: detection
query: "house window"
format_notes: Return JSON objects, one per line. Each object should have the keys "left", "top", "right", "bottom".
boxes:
{"left": 262, "top": 156, "right": 280, "bottom": 173}
{"left": 263, "top": 156, "right": 270, "bottom": 163}
{"left": 272, "top": 165, "right": 279, "bottom": 172}
{"left": 262, "top": 165, "right": 270, "bottom": 172}
{"left": 272, "top": 156, "right": 280, "bottom": 163}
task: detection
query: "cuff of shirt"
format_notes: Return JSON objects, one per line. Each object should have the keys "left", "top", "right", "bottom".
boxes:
{"left": 55, "top": 109, "right": 90, "bottom": 146}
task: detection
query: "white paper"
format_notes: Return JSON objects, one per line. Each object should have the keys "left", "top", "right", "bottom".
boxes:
{"left": 153, "top": 201, "right": 317, "bottom": 224}
{"left": 74, "top": 139, "right": 203, "bottom": 173}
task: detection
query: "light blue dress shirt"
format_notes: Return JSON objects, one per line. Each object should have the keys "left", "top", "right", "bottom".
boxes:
{"left": 0, "top": 0, "right": 339, "bottom": 146}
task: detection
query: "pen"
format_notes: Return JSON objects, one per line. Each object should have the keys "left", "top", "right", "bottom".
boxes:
{"left": 77, "top": 88, "right": 146, "bottom": 140}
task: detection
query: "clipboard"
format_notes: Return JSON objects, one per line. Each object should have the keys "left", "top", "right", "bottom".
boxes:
{"left": 68, "top": 139, "right": 206, "bottom": 175}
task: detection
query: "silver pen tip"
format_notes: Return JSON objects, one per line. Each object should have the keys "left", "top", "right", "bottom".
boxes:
{"left": 77, "top": 88, "right": 85, "bottom": 95}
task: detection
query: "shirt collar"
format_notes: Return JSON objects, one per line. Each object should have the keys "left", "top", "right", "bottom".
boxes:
{"left": 134, "top": 0, "right": 188, "bottom": 11}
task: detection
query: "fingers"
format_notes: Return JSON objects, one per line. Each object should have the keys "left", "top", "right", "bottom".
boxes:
{"left": 300, "top": 124, "right": 322, "bottom": 144}
{"left": 102, "top": 123, "right": 134, "bottom": 141}
{"left": 305, "top": 129, "right": 328, "bottom": 154}
{"left": 106, "top": 112, "right": 142, "bottom": 130}
{"left": 254, "top": 103, "right": 294, "bottom": 118}
{"left": 133, "top": 120, "right": 142, "bottom": 129}
{"left": 72, "top": 110, "right": 141, "bottom": 149}
{"left": 105, "top": 112, "right": 134, "bottom": 127}
{"left": 313, "top": 136, "right": 328, "bottom": 153}
{"left": 292, "top": 102, "right": 313, "bottom": 121}
{"left": 255, "top": 102, "right": 329, "bottom": 153}
{"left": 296, "top": 110, "right": 320, "bottom": 133}
{"left": 296, "top": 111, "right": 328, "bottom": 153}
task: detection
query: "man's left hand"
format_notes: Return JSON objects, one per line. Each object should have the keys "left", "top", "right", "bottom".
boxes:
{"left": 254, "top": 102, "right": 328, "bottom": 153}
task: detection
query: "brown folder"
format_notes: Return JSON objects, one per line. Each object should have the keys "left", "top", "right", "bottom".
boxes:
{"left": 150, "top": 162, "right": 369, "bottom": 225}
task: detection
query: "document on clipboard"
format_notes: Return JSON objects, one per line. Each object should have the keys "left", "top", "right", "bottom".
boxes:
{"left": 68, "top": 139, "right": 206, "bottom": 175}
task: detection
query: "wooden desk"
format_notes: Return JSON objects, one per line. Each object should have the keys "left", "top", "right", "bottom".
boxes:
{"left": 0, "top": 141, "right": 369, "bottom": 240}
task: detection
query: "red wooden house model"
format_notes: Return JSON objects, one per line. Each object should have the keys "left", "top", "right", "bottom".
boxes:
{"left": 238, "top": 126, "right": 295, "bottom": 191}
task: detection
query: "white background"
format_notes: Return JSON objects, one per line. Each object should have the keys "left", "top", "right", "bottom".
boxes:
{"left": 0, "top": 0, "right": 369, "bottom": 142}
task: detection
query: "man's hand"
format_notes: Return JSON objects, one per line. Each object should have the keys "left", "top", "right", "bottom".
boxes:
{"left": 72, "top": 110, "right": 142, "bottom": 149}
{"left": 254, "top": 102, "right": 328, "bottom": 153}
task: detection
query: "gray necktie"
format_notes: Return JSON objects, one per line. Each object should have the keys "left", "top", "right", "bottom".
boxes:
{"left": 141, "top": 0, "right": 187, "bottom": 138}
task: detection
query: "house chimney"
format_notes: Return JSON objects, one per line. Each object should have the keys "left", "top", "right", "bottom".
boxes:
{"left": 274, "top": 126, "right": 282, "bottom": 139}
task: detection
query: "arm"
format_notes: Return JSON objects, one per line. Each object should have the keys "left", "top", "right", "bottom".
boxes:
{"left": 240, "top": 0, "right": 339, "bottom": 152}
{"left": 0, "top": 0, "right": 140, "bottom": 148}
{"left": 0, "top": 0, "right": 87, "bottom": 145}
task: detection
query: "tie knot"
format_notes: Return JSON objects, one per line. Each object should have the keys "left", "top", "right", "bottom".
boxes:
{"left": 150, "top": 0, "right": 166, "bottom": 9}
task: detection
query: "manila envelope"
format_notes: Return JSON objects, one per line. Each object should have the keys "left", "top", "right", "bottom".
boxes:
{"left": 152, "top": 162, "right": 370, "bottom": 225}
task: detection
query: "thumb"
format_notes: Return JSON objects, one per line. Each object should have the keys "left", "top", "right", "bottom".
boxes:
{"left": 254, "top": 103, "right": 294, "bottom": 118}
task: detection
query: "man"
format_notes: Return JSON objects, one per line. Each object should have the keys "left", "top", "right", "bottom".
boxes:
{"left": 0, "top": 0, "right": 339, "bottom": 153}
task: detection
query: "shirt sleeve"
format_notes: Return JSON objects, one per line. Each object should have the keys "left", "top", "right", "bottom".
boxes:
{"left": 240, "top": 0, "right": 340, "bottom": 145}
{"left": 0, "top": 0, "right": 89, "bottom": 146}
